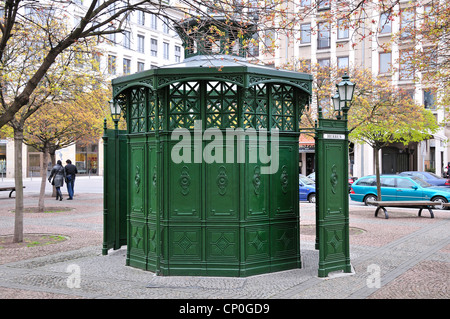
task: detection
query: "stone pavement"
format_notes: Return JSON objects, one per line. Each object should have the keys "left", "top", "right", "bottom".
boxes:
{"left": 0, "top": 177, "right": 448, "bottom": 302}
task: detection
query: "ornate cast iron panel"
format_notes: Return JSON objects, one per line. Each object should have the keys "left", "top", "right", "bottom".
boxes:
{"left": 315, "top": 119, "right": 352, "bottom": 277}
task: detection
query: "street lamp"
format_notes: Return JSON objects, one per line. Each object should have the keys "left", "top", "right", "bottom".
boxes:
{"left": 332, "top": 89, "right": 345, "bottom": 120}
{"left": 109, "top": 99, "right": 121, "bottom": 129}
{"left": 336, "top": 72, "right": 355, "bottom": 119}
{"left": 332, "top": 72, "right": 355, "bottom": 120}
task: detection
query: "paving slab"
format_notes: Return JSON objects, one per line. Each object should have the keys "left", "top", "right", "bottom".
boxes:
{"left": 0, "top": 177, "right": 448, "bottom": 305}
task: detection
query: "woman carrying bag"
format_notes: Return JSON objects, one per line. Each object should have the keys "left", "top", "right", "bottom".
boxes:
{"left": 48, "top": 160, "right": 66, "bottom": 201}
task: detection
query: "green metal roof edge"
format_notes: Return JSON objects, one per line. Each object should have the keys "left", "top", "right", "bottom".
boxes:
{"left": 111, "top": 60, "right": 313, "bottom": 98}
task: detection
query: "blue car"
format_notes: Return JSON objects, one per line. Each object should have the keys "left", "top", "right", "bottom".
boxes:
{"left": 350, "top": 174, "right": 450, "bottom": 209}
{"left": 299, "top": 174, "right": 316, "bottom": 203}
{"left": 398, "top": 171, "right": 450, "bottom": 187}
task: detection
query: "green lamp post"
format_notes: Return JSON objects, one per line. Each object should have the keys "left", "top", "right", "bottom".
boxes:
{"left": 315, "top": 72, "right": 355, "bottom": 277}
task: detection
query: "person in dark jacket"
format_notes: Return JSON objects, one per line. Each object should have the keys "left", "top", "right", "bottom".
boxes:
{"left": 48, "top": 160, "right": 66, "bottom": 201}
{"left": 64, "top": 159, "right": 78, "bottom": 200}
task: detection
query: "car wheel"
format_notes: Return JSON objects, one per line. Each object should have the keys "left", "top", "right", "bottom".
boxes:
{"left": 308, "top": 193, "right": 316, "bottom": 203}
{"left": 431, "top": 196, "right": 448, "bottom": 210}
{"left": 364, "top": 194, "right": 377, "bottom": 206}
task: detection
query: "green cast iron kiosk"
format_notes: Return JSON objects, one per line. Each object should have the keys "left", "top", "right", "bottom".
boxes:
{"left": 103, "top": 18, "right": 313, "bottom": 277}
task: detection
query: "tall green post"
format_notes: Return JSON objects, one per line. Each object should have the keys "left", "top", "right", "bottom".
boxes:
{"left": 315, "top": 72, "right": 355, "bottom": 277}
{"left": 316, "top": 117, "right": 352, "bottom": 277}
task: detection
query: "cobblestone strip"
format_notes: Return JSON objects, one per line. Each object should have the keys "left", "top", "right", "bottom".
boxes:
{"left": 270, "top": 218, "right": 449, "bottom": 299}
{"left": 348, "top": 237, "right": 450, "bottom": 298}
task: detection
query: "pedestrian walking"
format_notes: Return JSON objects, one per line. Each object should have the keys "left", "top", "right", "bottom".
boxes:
{"left": 64, "top": 159, "right": 78, "bottom": 200}
{"left": 48, "top": 160, "right": 66, "bottom": 201}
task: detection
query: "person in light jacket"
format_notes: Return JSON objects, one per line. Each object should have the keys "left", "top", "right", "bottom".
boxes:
{"left": 48, "top": 160, "right": 66, "bottom": 201}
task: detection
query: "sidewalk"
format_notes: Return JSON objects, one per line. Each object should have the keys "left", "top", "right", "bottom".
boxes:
{"left": 0, "top": 182, "right": 448, "bottom": 300}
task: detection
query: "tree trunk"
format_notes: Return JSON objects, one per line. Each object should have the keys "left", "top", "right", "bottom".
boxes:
{"left": 38, "top": 145, "right": 49, "bottom": 213}
{"left": 374, "top": 146, "right": 382, "bottom": 201}
{"left": 13, "top": 128, "right": 24, "bottom": 243}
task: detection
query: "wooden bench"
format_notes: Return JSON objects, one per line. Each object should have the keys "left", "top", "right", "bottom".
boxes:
{"left": 0, "top": 186, "right": 25, "bottom": 198}
{"left": 372, "top": 201, "right": 441, "bottom": 219}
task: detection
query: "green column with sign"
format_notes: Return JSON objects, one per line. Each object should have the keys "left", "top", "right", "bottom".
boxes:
{"left": 315, "top": 118, "right": 352, "bottom": 277}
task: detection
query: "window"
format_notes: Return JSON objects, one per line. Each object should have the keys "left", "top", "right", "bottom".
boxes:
{"left": 108, "top": 2, "right": 116, "bottom": 15}
{"left": 379, "top": 52, "right": 391, "bottom": 74}
{"left": 400, "top": 89, "right": 415, "bottom": 103}
{"left": 123, "top": 58, "right": 131, "bottom": 74}
{"left": 74, "top": 15, "right": 81, "bottom": 28}
{"left": 379, "top": 12, "right": 392, "bottom": 34}
{"left": 248, "top": 33, "right": 259, "bottom": 57}
{"left": 301, "top": 0, "right": 311, "bottom": 6}
{"left": 137, "top": 61, "right": 145, "bottom": 72}
{"left": 137, "top": 10, "right": 145, "bottom": 25}
{"left": 356, "top": 177, "right": 376, "bottom": 186}
{"left": 400, "top": 8, "right": 415, "bottom": 39}
{"left": 318, "top": 0, "right": 330, "bottom": 10}
{"left": 317, "top": 22, "right": 330, "bottom": 49}
{"left": 300, "top": 59, "right": 311, "bottom": 72}
{"left": 175, "top": 45, "right": 181, "bottom": 62}
{"left": 337, "top": 19, "right": 348, "bottom": 39}
{"left": 151, "top": 38, "right": 158, "bottom": 57}
{"left": 380, "top": 177, "right": 396, "bottom": 187}
{"left": 399, "top": 50, "right": 414, "bottom": 80}
{"left": 162, "top": 17, "right": 169, "bottom": 34}
{"left": 397, "top": 178, "right": 415, "bottom": 189}
{"left": 318, "top": 58, "right": 330, "bottom": 68}
{"left": 317, "top": 58, "right": 330, "bottom": 78}
{"left": 108, "top": 55, "right": 116, "bottom": 75}
{"left": 424, "top": 89, "right": 435, "bottom": 109}
{"left": 75, "top": 143, "right": 99, "bottom": 176}
{"left": 264, "top": 30, "right": 276, "bottom": 55}
{"left": 150, "top": 14, "right": 157, "bottom": 29}
{"left": 107, "top": 27, "right": 116, "bottom": 44}
{"left": 137, "top": 35, "right": 145, "bottom": 53}
{"left": 337, "top": 56, "right": 349, "bottom": 70}
{"left": 123, "top": 31, "right": 131, "bottom": 49}
{"left": 422, "top": 5, "right": 436, "bottom": 32}
{"left": 300, "top": 23, "right": 311, "bottom": 44}
{"left": 163, "top": 42, "right": 169, "bottom": 60}
{"left": 423, "top": 46, "right": 438, "bottom": 75}
{"left": 91, "top": 52, "right": 101, "bottom": 71}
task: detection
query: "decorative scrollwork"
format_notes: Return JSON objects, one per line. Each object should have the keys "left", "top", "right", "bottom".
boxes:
{"left": 217, "top": 166, "right": 228, "bottom": 196}
{"left": 152, "top": 166, "right": 157, "bottom": 187}
{"left": 253, "top": 166, "right": 261, "bottom": 195}
{"left": 330, "top": 164, "right": 338, "bottom": 194}
{"left": 179, "top": 166, "right": 191, "bottom": 196}
{"left": 135, "top": 165, "right": 141, "bottom": 194}
{"left": 280, "top": 165, "right": 288, "bottom": 194}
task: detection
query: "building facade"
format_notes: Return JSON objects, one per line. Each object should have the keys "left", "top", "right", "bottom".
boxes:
{"left": 2, "top": 0, "right": 184, "bottom": 178}
{"left": 258, "top": 0, "right": 448, "bottom": 178}
{"left": 2, "top": 0, "right": 448, "bottom": 179}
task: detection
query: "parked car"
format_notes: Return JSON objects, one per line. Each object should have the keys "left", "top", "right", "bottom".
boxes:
{"left": 348, "top": 176, "right": 358, "bottom": 190}
{"left": 307, "top": 172, "right": 358, "bottom": 192}
{"left": 350, "top": 174, "right": 450, "bottom": 209}
{"left": 398, "top": 171, "right": 450, "bottom": 187}
{"left": 299, "top": 174, "right": 316, "bottom": 203}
